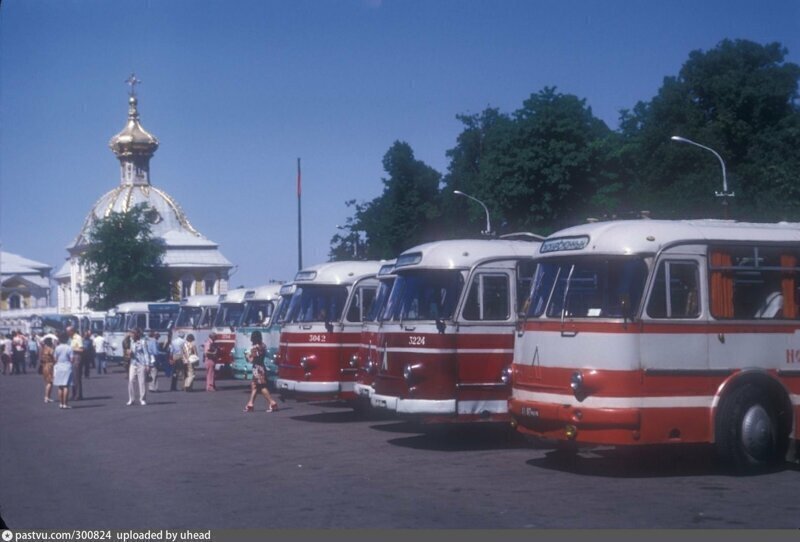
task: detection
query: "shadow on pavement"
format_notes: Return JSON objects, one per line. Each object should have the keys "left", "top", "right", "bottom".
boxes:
{"left": 386, "top": 423, "right": 529, "bottom": 452}
{"left": 523, "top": 444, "right": 800, "bottom": 478}
{"left": 290, "top": 410, "right": 364, "bottom": 424}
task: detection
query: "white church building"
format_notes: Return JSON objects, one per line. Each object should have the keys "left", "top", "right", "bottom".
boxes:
{"left": 56, "top": 77, "right": 233, "bottom": 312}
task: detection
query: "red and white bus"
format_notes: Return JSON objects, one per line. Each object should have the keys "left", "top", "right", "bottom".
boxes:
{"left": 209, "top": 287, "right": 250, "bottom": 375}
{"left": 174, "top": 294, "right": 220, "bottom": 365}
{"left": 509, "top": 219, "right": 800, "bottom": 471}
{"left": 352, "top": 260, "right": 396, "bottom": 409}
{"left": 275, "top": 261, "right": 384, "bottom": 402}
{"left": 369, "top": 238, "right": 540, "bottom": 423}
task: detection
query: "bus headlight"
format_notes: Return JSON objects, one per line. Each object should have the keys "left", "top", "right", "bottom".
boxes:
{"left": 501, "top": 366, "right": 512, "bottom": 385}
{"left": 349, "top": 353, "right": 359, "bottom": 368}
{"left": 570, "top": 371, "right": 584, "bottom": 394}
{"left": 300, "top": 356, "right": 315, "bottom": 370}
{"left": 403, "top": 363, "right": 424, "bottom": 384}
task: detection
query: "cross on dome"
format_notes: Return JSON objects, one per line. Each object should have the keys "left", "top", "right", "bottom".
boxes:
{"left": 125, "top": 73, "right": 141, "bottom": 97}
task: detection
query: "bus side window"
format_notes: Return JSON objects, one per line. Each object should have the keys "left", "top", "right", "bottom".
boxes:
{"left": 135, "top": 314, "right": 147, "bottom": 330}
{"left": 647, "top": 261, "right": 700, "bottom": 319}
{"left": 710, "top": 246, "right": 800, "bottom": 320}
{"left": 346, "top": 288, "right": 376, "bottom": 323}
{"left": 463, "top": 274, "right": 510, "bottom": 321}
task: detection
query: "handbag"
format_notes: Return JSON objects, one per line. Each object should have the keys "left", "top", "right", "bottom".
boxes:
{"left": 188, "top": 354, "right": 200, "bottom": 365}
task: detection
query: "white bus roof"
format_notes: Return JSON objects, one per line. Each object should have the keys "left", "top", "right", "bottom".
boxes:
{"left": 113, "top": 301, "right": 179, "bottom": 313}
{"left": 180, "top": 294, "right": 221, "bottom": 307}
{"left": 293, "top": 261, "right": 384, "bottom": 285}
{"left": 218, "top": 287, "right": 251, "bottom": 304}
{"left": 394, "top": 239, "right": 540, "bottom": 271}
{"left": 540, "top": 219, "right": 800, "bottom": 257}
{"left": 245, "top": 284, "right": 282, "bottom": 301}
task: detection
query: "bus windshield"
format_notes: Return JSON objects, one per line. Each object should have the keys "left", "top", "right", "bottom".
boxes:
{"left": 90, "top": 319, "right": 104, "bottom": 334}
{"left": 274, "top": 295, "right": 292, "bottom": 325}
{"left": 214, "top": 303, "right": 246, "bottom": 328}
{"left": 367, "top": 279, "right": 395, "bottom": 322}
{"left": 176, "top": 307, "right": 203, "bottom": 328}
{"left": 200, "top": 307, "right": 218, "bottom": 327}
{"left": 381, "top": 270, "right": 464, "bottom": 322}
{"left": 105, "top": 314, "right": 123, "bottom": 332}
{"left": 149, "top": 306, "right": 179, "bottom": 331}
{"left": 242, "top": 300, "right": 275, "bottom": 326}
{"left": 285, "top": 286, "right": 348, "bottom": 323}
{"left": 528, "top": 257, "right": 648, "bottom": 319}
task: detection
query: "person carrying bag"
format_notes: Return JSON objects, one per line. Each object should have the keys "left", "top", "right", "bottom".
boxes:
{"left": 182, "top": 334, "right": 199, "bottom": 391}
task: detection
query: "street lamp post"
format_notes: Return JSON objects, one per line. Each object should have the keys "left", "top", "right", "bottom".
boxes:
{"left": 453, "top": 190, "right": 492, "bottom": 236}
{"left": 671, "top": 136, "right": 734, "bottom": 216}
{"left": 336, "top": 225, "right": 359, "bottom": 259}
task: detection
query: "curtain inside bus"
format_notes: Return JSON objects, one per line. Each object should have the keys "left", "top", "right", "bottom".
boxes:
{"left": 710, "top": 250, "right": 734, "bottom": 319}
{"left": 781, "top": 253, "right": 797, "bottom": 319}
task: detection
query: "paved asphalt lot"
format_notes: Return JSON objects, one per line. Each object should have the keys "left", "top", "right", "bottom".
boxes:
{"left": 1, "top": 365, "right": 799, "bottom": 530}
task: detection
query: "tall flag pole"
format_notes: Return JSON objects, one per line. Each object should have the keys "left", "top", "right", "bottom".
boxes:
{"left": 297, "top": 157, "right": 303, "bottom": 270}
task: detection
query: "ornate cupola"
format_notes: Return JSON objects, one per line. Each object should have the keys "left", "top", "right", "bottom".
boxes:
{"left": 108, "top": 73, "right": 159, "bottom": 186}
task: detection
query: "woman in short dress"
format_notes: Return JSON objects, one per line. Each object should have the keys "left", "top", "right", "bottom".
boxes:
{"left": 53, "top": 332, "right": 73, "bottom": 409}
{"left": 182, "top": 334, "right": 198, "bottom": 391}
{"left": 243, "top": 331, "right": 278, "bottom": 413}
{"left": 40, "top": 337, "right": 56, "bottom": 403}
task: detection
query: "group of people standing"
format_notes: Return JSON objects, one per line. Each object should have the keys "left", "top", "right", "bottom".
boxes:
{"left": 14, "top": 325, "right": 278, "bottom": 414}
{"left": 1, "top": 330, "right": 40, "bottom": 375}
{"left": 36, "top": 326, "right": 102, "bottom": 409}
{"left": 123, "top": 328, "right": 205, "bottom": 405}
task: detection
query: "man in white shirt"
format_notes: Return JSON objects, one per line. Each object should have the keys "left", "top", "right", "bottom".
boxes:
{"left": 127, "top": 328, "right": 149, "bottom": 406}
{"left": 93, "top": 332, "right": 107, "bottom": 375}
{"left": 169, "top": 331, "right": 186, "bottom": 392}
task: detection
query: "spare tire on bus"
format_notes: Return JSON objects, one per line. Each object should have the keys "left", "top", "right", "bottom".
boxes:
{"left": 715, "top": 382, "right": 789, "bottom": 473}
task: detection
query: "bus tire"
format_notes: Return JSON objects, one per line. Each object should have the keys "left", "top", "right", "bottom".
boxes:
{"left": 715, "top": 383, "right": 788, "bottom": 472}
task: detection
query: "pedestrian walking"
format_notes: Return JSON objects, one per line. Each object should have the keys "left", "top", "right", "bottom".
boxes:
{"left": 82, "top": 330, "right": 95, "bottom": 379}
{"left": 122, "top": 330, "right": 133, "bottom": 377}
{"left": 146, "top": 331, "right": 160, "bottom": 392}
{"left": 53, "top": 332, "right": 73, "bottom": 409}
{"left": 182, "top": 334, "right": 199, "bottom": 391}
{"left": 28, "top": 333, "right": 40, "bottom": 370}
{"left": 242, "top": 331, "right": 278, "bottom": 413}
{"left": 169, "top": 331, "right": 186, "bottom": 391}
{"left": 67, "top": 326, "right": 84, "bottom": 400}
{"left": 93, "top": 332, "right": 107, "bottom": 375}
{"left": 1, "top": 343, "right": 11, "bottom": 375}
{"left": 12, "top": 331, "right": 27, "bottom": 374}
{"left": 40, "top": 337, "right": 56, "bottom": 403}
{"left": 127, "top": 328, "right": 149, "bottom": 406}
{"left": 203, "top": 332, "right": 218, "bottom": 391}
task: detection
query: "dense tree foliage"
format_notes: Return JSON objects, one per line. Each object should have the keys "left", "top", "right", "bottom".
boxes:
{"left": 80, "top": 203, "right": 170, "bottom": 310}
{"left": 619, "top": 39, "right": 800, "bottom": 218}
{"left": 443, "top": 88, "right": 620, "bottom": 235}
{"left": 331, "top": 39, "right": 800, "bottom": 258}
{"left": 330, "top": 141, "right": 441, "bottom": 260}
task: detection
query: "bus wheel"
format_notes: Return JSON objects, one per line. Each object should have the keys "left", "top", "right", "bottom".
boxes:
{"left": 715, "top": 384, "right": 788, "bottom": 473}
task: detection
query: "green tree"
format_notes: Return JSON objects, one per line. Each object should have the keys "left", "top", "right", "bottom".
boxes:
{"left": 619, "top": 39, "right": 800, "bottom": 219}
{"left": 443, "top": 88, "right": 618, "bottom": 235}
{"left": 79, "top": 203, "right": 169, "bottom": 310}
{"left": 329, "top": 141, "right": 441, "bottom": 260}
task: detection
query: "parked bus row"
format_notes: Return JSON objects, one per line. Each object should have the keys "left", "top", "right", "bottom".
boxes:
{"left": 0, "top": 308, "right": 105, "bottom": 338}
{"left": 270, "top": 220, "right": 800, "bottom": 473}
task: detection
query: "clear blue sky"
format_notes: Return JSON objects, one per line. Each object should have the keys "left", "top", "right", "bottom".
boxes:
{"left": 1, "top": 0, "right": 798, "bottom": 291}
